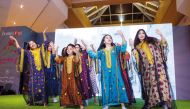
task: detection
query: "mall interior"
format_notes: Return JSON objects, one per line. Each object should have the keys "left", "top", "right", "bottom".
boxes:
{"left": 0, "top": 0, "right": 190, "bottom": 109}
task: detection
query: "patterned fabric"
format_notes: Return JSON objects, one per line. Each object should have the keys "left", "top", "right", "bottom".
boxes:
{"left": 44, "top": 54, "right": 59, "bottom": 98}
{"left": 46, "top": 51, "right": 51, "bottom": 68}
{"left": 18, "top": 47, "right": 46, "bottom": 105}
{"left": 89, "top": 60, "right": 99, "bottom": 95}
{"left": 30, "top": 48, "right": 42, "bottom": 71}
{"left": 119, "top": 52, "right": 136, "bottom": 104}
{"left": 104, "top": 48, "right": 112, "bottom": 68}
{"left": 77, "top": 50, "right": 93, "bottom": 100}
{"left": 55, "top": 56, "right": 83, "bottom": 106}
{"left": 136, "top": 40, "right": 171, "bottom": 108}
{"left": 137, "top": 41, "right": 154, "bottom": 64}
{"left": 87, "top": 43, "right": 129, "bottom": 106}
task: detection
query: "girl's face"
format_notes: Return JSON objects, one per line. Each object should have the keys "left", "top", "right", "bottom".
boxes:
{"left": 138, "top": 30, "right": 145, "bottom": 41}
{"left": 104, "top": 35, "right": 113, "bottom": 45}
{"left": 75, "top": 45, "right": 80, "bottom": 52}
{"left": 67, "top": 46, "right": 74, "bottom": 55}
{"left": 48, "top": 42, "right": 53, "bottom": 51}
{"left": 28, "top": 41, "right": 37, "bottom": 50}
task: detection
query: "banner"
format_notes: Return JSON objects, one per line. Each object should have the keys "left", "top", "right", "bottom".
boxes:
{"left": 0, "top": 26, "right": 36, "bottom": 94}
{"left": 55, "top": 23, "right": 176, "bottom": 99}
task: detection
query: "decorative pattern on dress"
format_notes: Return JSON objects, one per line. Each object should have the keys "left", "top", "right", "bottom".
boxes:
{"left": 87, "top": 43, "right": 129, "bottom": 106}
{"left": 136, "top": 40, "right": 172, "bottom": 108}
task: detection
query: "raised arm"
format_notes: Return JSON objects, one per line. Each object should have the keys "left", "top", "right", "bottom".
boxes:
{"left": 74, "top": 38, "right": 77, "bottom": 45}
{"left": 116, "top": 30, "right": 127, "bottom": 53}
{"left": 155, "top": 29, "right": 167, "bottom": 46}
{"left": 43, "top": 27, "right": 48, "bottom": 41}
{"left": 155, "top": 29, "right": 165, "bottom": 41}
{"left": 9, "top": 36, "right": 21, "bottom": 49}
{"left": 131, "top": 48, "right": 142, "bottom": 74}
{"left": 90, "top": 44, "right": 96, "bottom": 52}
{"left": 54, "top": 47, "right": 64, "bottom": 64}
{"left": 129, "top": 38, "right": 134, "bottom": 49}
{"left": 81, "top": 40, "right": 101, "bottom": 59}
{"left": 155, "top": 29, "right": 168, "bottom": 62}
{"left": 117, "top": 30, "right": 127, "bottom": 44}
{"left": 52, "top": 44, "right": 58, "bottom": 55}
{"left": 81, "top": 39, "right": 87, "bottom": 50}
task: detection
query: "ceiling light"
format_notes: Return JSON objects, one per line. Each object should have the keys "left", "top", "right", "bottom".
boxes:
{"left": 20, "top": 4, "right": 24, "bottom": 8}
{"left": 119, "top": 15, "right": 124, "bottom": 23}
{"left": 13, "top": 21, "right": 16, "bottom": 25}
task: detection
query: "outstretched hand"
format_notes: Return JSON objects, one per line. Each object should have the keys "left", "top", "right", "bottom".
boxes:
{"left": 43, "top": 27, "right": 48, "bottom": 33}
{"left": 90, "top": 44, "right": 96, "bottom": 52}
{"left": 117, "top": 30, "right": 126, "bottom": 43}
{"left": 155, "top": 29, "right": 163, "bottom": 36}
{"left": 81, "top": 40, "right": 87, "bottom": 48}
{"left": 90, "top": 44, "right": 93, "bottom": 48}
{"left": 74, "top": 38, "right": 77, "bottom": 45}
{"left": 129, "top": 38, "right": 134, "bottom": 48}
{"left": 52, "top": 44, "right": 58, "bottom": 54}
{"left": 117, "top": 30, "right": 124, "bottom": 36}
{"left": 9, "top": 36, "right": 20, "bottom": 48}
{"left": 9, "top": 36, "right": 16, "bottom": 41}
{"left": 54, "top": 44, "right": 59, "bottom": 50}
{"left": 49, "top": 41, "right": 54, "bottom": 47}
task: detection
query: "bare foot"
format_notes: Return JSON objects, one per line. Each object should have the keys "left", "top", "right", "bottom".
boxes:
{"left": 44, "top": 103, "right": 47, "bottom": 107}
{"left": 80, "top": 105, "right": 84, "bottom": 109}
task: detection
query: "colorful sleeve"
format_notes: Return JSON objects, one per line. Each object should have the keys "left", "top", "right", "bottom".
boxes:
{"left": 116, "top": 42, "right": 127, "bottom": 53}
{"left": 17, "top": 48, "right": 25, "bottom": 73}
{"left": 55, "top": 56, "right": 64, "bottom": 64}
{"left": 87, "top": 50, "right": 101, "bottom": 59}
{"left": 156, "top": 38, "right": 168, "bottom": 62}
{"left": 82, "top": 50, "right": 88, "bottom": 58}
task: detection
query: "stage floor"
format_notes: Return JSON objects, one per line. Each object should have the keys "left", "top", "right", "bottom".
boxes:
{"left": 0, "top": 95, "right": 189, "bottom": 109}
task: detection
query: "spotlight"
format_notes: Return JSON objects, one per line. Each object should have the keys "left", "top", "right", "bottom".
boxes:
{"left": 20, "top": 4, "right": 24, "bottom": 8}
{"left": 119, "top": 15, "right": 124, "bottom": 23}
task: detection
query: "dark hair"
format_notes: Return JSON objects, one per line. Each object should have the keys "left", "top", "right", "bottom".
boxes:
{"left": 44, "top": 41, "right": 50, "bottom": 51}
{"left": 47, "top": 41, "right": 54, "bottom": 52}
{"left": 26, "top": 42, "right": 30, "bottom": 50}
{"left": 61, "top": 47, "right": 66, "bottom": 57}
{"left": 75, "top": 44, "right": 82, "bottom": 52}
{"left": 26, "top": 41, "right": 39, "bottom": 50}
{"left": 65, "top": 43, "right": 76, "bottom": 56}
{"left": 97, "top": 34, "right": 115, "bottom": 51}
{"left": 134, "top": 29, "right": 157, "bottom": 48}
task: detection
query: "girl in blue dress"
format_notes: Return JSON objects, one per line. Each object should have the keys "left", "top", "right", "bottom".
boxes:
{"left": 82, "top": 30, "right": 129, "bottom": 109}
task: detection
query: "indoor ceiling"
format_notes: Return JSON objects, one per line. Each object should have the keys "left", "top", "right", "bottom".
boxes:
{"left": 0, "top": 0, "right": 189, "bottom": 32}
{"left": 64, "top": 0, "right": 186, "bottom": 27}
{"left": 0, "top": 0, "right": 68, "bottom": 32}
{"left": 83, "top": 1, "right": 159, "bottom": 26}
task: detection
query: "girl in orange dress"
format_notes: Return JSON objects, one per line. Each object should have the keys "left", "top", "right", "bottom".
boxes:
{"left": 55, "top": 44, "right": 84, "bottom": 109}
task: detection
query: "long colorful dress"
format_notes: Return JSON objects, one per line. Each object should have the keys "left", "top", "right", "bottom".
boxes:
{"left": 135, "top": 39, "right": 172, "bottom": 108}
{"left": 128, "top": 50, "right": 142, "bottom": 98}
{"left": 18, "top": 47, "right": 46, "bottom": 105}
{"left": 119, "top": 52, "right": 135, "bottom": 104}
{"left": 87, "top": 43, "right": 129, "bottom": 106}
{"left": 55, "top": 55, "right": 83, "bottom": 106}
{"left": 89, "top": 58, "right": 99, "bottom": 96}
{"left": 44, "top": 51, "right": 59, "bottom": 102}
{"left": 77, "top": 50, "right": 93, "bottom": 100}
